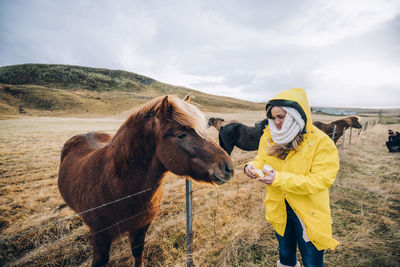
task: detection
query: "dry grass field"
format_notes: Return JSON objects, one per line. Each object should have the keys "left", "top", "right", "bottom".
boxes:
{"left": 1, "top": 110, "right": 399, "bottom": 266}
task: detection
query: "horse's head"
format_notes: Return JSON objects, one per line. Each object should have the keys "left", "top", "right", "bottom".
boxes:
{"left": 154, "top": 96, "right": 234, "bottom": 185}
{"left": 207, "top": 118, "right": 215, "bottom": 128}
{"left": 340, "top": 116, "right": 362, "bottom": 129}
{"left": 349, "top": 116, "right": 362, "bottom": 129}
{"left": 207, "top": 117, "right": 224, "bottom": 128}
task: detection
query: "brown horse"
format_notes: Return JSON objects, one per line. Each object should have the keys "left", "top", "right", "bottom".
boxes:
{"left": 58, "top": 95, "right": 234, "bottom": 267}
{"left": 313, "top": 116, "right": 362, "bottom": 144}
{"left": 208, "top": 117, "right": 227, "bottom": 131}
{"left": 207, "top": 117, "right": 239, "bottom": 131}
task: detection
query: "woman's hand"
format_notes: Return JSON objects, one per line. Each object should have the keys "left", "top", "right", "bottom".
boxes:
{"left": 244, "top": 164, "right": 257, "bottom": 179}
{"left": 245, "top": 164, "right": 276, "bottom": 185}
{"left": 257, "top": 168, "right": 276, "bottom": 185}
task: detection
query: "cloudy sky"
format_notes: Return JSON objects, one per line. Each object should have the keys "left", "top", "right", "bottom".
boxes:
{"left": 1, "top": 0, "right": 399, "bottom": 108}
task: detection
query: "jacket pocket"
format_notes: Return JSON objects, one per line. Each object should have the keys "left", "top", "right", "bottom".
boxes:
{"left": 265, "top": 190, "right": 285, "bottom": 223}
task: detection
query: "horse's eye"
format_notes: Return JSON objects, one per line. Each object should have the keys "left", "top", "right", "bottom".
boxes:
{"left": 176, "top": 133, "right": 187, "bottom": 140}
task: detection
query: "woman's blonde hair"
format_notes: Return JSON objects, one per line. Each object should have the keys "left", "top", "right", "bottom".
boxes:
{"left": 267, "top": 132, "right": 303, "bottom": 159}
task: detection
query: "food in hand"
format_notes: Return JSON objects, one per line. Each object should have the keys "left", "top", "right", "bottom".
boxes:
{"left": 252, "top": 164, "right": 273, "bottom": 178}
{"left": 263, "top": 164, "right": 273, "bottom": 173}
{"left": 255, "top": 169, "right": 265, "bottom": 178}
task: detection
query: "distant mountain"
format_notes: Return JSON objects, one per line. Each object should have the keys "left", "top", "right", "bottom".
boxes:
{"left": 0, "top": 63, "right": 157, "bottom": 91}
{"left": 0, "top": 64, "right": 264, "bottom": 117}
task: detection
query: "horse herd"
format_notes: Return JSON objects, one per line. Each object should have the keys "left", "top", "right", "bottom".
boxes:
{"left": 57, "top": 95, "right": 362, "bottom": 266}
{"left": 208, "top": 115, "right": 362, "bottom": 155}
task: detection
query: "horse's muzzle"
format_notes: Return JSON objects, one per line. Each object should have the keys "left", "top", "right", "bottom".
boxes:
{"left": 212, "top": 162, "right": 234, "bottom": 185}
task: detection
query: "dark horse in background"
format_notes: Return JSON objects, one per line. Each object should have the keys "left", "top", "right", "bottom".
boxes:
{"left": 58, "top": 95, "right": 234, "bottom": 267}
{"left": 313, "top": 116, "right": 363, "bottom": 144}
{"left": 208, "top": 117, "right": 268, "bottom": 155}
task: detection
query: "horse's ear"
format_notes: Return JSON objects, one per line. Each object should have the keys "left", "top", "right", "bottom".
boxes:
{"left": 183, "top": 94, "right": 191, "bottom": 102}
{"left": 157, "top": 96, "right": 173, "bottom": 119}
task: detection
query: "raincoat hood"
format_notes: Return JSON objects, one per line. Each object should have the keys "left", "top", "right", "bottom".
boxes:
{"left": 265, "top": 88, "right": 312, "bottom": 134}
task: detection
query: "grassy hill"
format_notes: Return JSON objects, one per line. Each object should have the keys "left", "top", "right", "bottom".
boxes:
{"left": 0, "top": 64, "right": 265, "bottom": 118}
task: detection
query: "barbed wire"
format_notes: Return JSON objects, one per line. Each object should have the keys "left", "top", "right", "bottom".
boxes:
{"left": 0, "top": 182, "right": 213, "bottom": 243}
{"left": 2, "top": 183, "right": 226, "bottom": 265}
{"left": 0, "top": 187, "right": 154, "bottom": 242}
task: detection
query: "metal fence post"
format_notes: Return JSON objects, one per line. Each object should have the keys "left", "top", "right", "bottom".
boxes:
{"left": 363, "top": 121, "right": 368, "bottom": 131}
{"left": 349, "top": 127, "right": 352, "bottom": 145}
{"left": 342, "top": 128, "right": 346, "bottom": 151}
{"left": 332, "top": 124, "right": 337, "bottom": 141}
{"left": 186, "top": 179, "right": 193, "bottom": 267}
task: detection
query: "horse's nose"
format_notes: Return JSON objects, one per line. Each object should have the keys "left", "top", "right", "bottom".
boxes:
{"left": 223, "top": 162, "right": 234, "bottom": 178}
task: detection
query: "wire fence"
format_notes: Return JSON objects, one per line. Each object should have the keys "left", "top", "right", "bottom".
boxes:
{"left": 1, "top": 182, "right": 216, "bottom": 241}
{"left": 335, "top": 119, "right": 377, "bottom": 151}
{"left": 1, "top": 187, "right": 154, "bottom": 243}
{"left": 2, "top": 177, "right": 258, "bottom": 266}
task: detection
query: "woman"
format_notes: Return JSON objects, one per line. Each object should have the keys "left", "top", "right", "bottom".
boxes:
{"left": 244, "top": 88, "right": 339, "bottom": 267}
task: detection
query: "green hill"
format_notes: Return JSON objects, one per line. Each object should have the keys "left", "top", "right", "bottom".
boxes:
{"left": 0, "top": 64, "right": 265, "bottom": 118}
{"left": 0, "top": 64, "right": 155, "bottom": 91}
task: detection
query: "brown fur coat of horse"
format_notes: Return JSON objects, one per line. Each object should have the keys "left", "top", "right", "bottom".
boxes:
{"left": 313, "top": 116, "right": 362, "bottom": 144}
{"left": 58, "top": 95, "right": 234, "bottom": 266}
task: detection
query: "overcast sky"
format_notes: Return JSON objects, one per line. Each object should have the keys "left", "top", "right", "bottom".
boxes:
{"left": 1, "top": 0, "right": 399, "bottom": 108}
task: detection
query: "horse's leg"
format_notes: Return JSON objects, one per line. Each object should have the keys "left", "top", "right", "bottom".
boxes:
{"left": 225, "top": 143, "right": 234, "bottom": 155}
{"left": 91, "top": 231, "right": 112, "bottom": 267}
{"left": 129, "top": 224, "right": 150, "bottom": 267}
{"left": 219, "top": 127, "right": 237, "bottom": 155}
{"left": 219, "top": 134, "right": 233, "bottom": 155}
{"left": 334, "top": 133, "right": 341, "bottom": 144}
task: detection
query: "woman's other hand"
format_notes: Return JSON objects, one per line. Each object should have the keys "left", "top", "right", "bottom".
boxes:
{"left": 244, "top": 164, "right": 257, "bottom": 179}
{"left": 257, "top": 169, "right": 276, "bottom": 185}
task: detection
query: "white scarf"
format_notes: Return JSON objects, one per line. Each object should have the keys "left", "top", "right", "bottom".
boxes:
{"left": 268, "top": 107, "right": 305, "bottom": 144}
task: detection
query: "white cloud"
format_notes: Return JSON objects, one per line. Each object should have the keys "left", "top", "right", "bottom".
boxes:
{"left": 0, "top": 0, "right": 399, "bottom": 107}
{"left": 255, "top": 0, "right": 400, "bottom": 47}
{"left": 309, "top": 62, "right": 400, "bottom": 107}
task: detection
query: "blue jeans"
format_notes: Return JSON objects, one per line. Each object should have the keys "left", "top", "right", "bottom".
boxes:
{"left": 275, "top": 201, "right": 324, "bottom": 267}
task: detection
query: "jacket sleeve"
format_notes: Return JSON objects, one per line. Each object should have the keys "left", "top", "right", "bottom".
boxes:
{"left": 272, "top": 135, "right": 339, "bottom": 195}
{"left": 244, "top": 131, "right": 269, "bottom": 171}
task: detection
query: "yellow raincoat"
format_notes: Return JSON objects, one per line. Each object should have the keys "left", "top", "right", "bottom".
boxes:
{"left": 246, "top": 88, "right": 340, "bottom": 250}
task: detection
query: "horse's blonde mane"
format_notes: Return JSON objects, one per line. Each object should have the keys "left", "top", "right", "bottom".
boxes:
{"left": 136, "top": 95, "right": 208, "bottom": 138}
